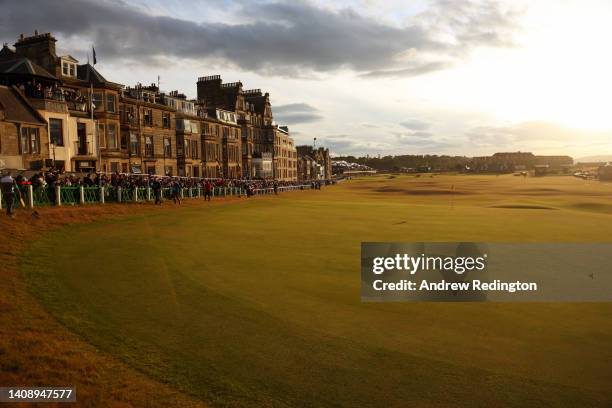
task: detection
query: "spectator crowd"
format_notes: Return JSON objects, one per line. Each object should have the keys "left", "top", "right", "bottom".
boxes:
{"left": 1, "top": 168, "right": 332, "bottom": 217}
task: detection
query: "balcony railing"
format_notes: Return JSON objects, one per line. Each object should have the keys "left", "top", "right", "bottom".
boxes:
{"left": 74, "top": 141, "right": 93, "bottom": 156}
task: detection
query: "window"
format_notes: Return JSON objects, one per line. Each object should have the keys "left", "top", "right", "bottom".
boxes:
{"left": 92, "top": 93, "right": 103, "bottom": 111}
{"left": 107, "top": 123, "right": 117, "bottom": 149}
{"left": 121, "top": 132, "right": 128, "bottom": 150}
{"left": 145, "top": 136, "right": 154, "bottom": 157}
{"left": 123, "top": 105, "right": 135, "bottom": 124}
{"left": 121, "top": 163, "right": 128, "bottom": 173}
{"left": 130, "top": 133, "right": 139, "bottom": 155}
{"left": 98, "top": 123, "right": 106, "bottom": 148}
{"left": 20, "top": 127, "right": 40, "bottom": 154}
{"left": 184, "top": 139, "right": 190, "bottom": 158}
{"left": 165, "top": 166, "right": 173, "bottom": 176}
{"left": 162, "top": 112, "right": 170, "bottom": 128}
{"left": 49, "top": 118, "right": 63, "bottom": 146}
{"left": 202, "top": 123, "right": 209, "bottom": 135}
{"left": 191, "top": 140, "right": 198, "bottom": 159}
{"left": 62, "top": 61, "right": 76, "bottom": 77}
{"left": 143, "top": 109, "right": 153, "bottom": 127}
{"left": 20, "top": 127, "right": 28, "bottom": 153}
{"left": 110, "top": 162, "right": 119, "bottom": 173}
{"left": 106, "top": 94, "right": 116, "bottom": 113}
{"left": 163, "top": 137, "right": 171, "bottom": 157}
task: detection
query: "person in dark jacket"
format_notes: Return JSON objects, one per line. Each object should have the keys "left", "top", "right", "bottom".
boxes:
{"left": 1, "top": 171, "right": 19, "bottom": 217}
{"left": 171, "top": 180, "right": 182, "bottom": 204}
{"left": 151, "top": 178, "right": 162, "bottom": 205}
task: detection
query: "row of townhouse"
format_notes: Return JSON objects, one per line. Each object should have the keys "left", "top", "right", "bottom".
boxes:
{"left": 296, "top": 145, "right": 332, "bottom": 181}
{"left": 0, "top": 32, "right": 299, "bottom": 181}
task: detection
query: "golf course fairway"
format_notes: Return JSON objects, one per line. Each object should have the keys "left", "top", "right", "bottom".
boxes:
{"left": 21, "top": 175, "right": 612, "bottom": 407}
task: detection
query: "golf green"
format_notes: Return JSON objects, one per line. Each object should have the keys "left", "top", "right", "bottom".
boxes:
{"left": 22, "top": 175, "right": 612, "bottom": 407}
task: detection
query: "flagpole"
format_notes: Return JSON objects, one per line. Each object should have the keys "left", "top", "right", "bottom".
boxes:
{"left": 91, "top": 81, "right": 99, "bottom": 173}
{"left": 90, "top": 45, "right": 101, "bottom": 173}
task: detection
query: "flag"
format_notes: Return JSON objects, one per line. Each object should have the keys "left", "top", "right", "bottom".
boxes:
{"left": 92, "top": 46, "right": 97, "bottom": 65}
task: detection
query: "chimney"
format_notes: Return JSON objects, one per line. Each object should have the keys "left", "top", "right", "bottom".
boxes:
{"left": 197, "top": 74, "right": 223, "bottom": 101}
{"left": 14, "top": 32, "right": 58, "bottom": 76}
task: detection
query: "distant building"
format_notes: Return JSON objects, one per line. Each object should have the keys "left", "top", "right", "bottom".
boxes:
{"left": 534, "top": 164, "right": 549, "bottom": 176}
{"left": 598, "top": 164, "right": 612, "bottom": 181}
{"left": 297, "top": 145, "right": 331, "bottom": 180}
{"left": 468, "top": 152, "right": 573, "bottom": 174}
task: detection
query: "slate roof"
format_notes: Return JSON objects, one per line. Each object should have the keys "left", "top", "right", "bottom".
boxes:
{"left": 0, "top": 57, "right": 56, "bottom": 80}
{"left": 0, "top": 85, "right": 46, "bottom": 124}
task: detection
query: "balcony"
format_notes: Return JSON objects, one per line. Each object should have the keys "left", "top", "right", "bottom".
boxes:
{"left": 26, "top": 88, "right": 91, "bottom": 114}
{"left": 74, "top": 141, "right": 93, "bottom": 156}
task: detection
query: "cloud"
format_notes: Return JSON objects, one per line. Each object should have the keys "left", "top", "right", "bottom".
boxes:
{"left": 0, "top": 0, "right": 522, "bottom": 77}
{"left": 273, "top": 102, "right": 323, "bottom": 124}
{"left": 465, "top": 121, "right": 612, "bottom": 154}
{"left": 361, "top": 60, "right": 454, "bottom": 78}
{"left": 274, "top": 103, "right": 318, "bottom": 114}
{"left": 400, "top": 119, "right": 431, "bottom": 130}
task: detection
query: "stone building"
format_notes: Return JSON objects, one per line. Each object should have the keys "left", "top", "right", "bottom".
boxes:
{"left": 197, "top": 76, "right": 247, "bottom": 178}
{"left": 253, "top": 152, "right": 273, "bottom": 179}
{"left": 0, "top": 33, "right": 99, "bottom": 172}
{"left": 297, "top": 145, "right": 332, "bottom": 180}
{"left": 160, "top": 90, "right": 201, "bottom": 177}
{"left": 209, "top": 107, "right": 241, "bottom": 179}
{"left": 274, "top": 126, "right": 297, "bottom": 181}
{"left": 199, "top": 115, "right": 223, "bottom": 178}
{"left": 198, "top": 75, "right": 297, "bottom": 180}
{"left": 0, "top": 33, "right": 303, "bottom": 180}
{"left": 121, "top": 84, "right": 177, "bottom": 175}
{"left": 297, "top": 154, "right": 317, "bottom": 182}
{"left": 0, "top": 85, "right": 48, "bottom": 170}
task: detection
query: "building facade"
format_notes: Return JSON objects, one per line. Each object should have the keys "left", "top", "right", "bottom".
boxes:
{"left": 0, "top": 33, "right": 304, "bottom": 180}
{"left": 0, "top": 33, "right": 100, "bottom": 172}
{"left": 296, "top": 145, "right": 331, "bottom": 181}
{"left": 120, "top": 84, "right": 177, "bottom": 175}
{"left": 0, "top": 85, "right": 48, "bottom": 170}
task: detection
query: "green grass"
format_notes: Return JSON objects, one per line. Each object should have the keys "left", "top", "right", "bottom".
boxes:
{"left": 22, "top": 175, "right": 612, "bottom": 407}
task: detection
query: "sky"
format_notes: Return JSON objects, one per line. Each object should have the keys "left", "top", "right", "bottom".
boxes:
{"left": 1, "top": 0, "right": 611, "bottom": 158}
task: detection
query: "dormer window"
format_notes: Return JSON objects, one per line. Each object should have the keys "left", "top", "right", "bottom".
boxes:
{"left": 62, "top": 61, "right": 76, "bottom": 77}
{"left": 60, "top": 56, "right": 78, "bottom": 78}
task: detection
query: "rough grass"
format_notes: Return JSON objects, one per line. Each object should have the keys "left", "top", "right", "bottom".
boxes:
{"left": 0, "top": 201, "right": 244, "bottom": 407}
{"left": 13, "top": 175, "right": 612, "bottom": 407}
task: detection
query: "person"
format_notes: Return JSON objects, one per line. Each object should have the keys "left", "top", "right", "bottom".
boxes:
{"left": 273, "top": 181, "right": 278, "bottom": 195}
{"left": 151, "top": 177, "right": 162, "bottom": 205}
{"left": 171, "top": 180, "right": 182, "bottom": 204}
{"left": 83, "top": 173, "right": 94, "bottom": 186}
{"left": 1, "top": 171, "right": 19, "bottom": 218}
{"left": 204, "top": 180, "right": 212, "bottom": 201}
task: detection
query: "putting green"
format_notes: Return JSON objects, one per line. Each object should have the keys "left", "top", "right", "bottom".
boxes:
{"left": 22, "top": 175, "right": 612, "bottom": 407}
